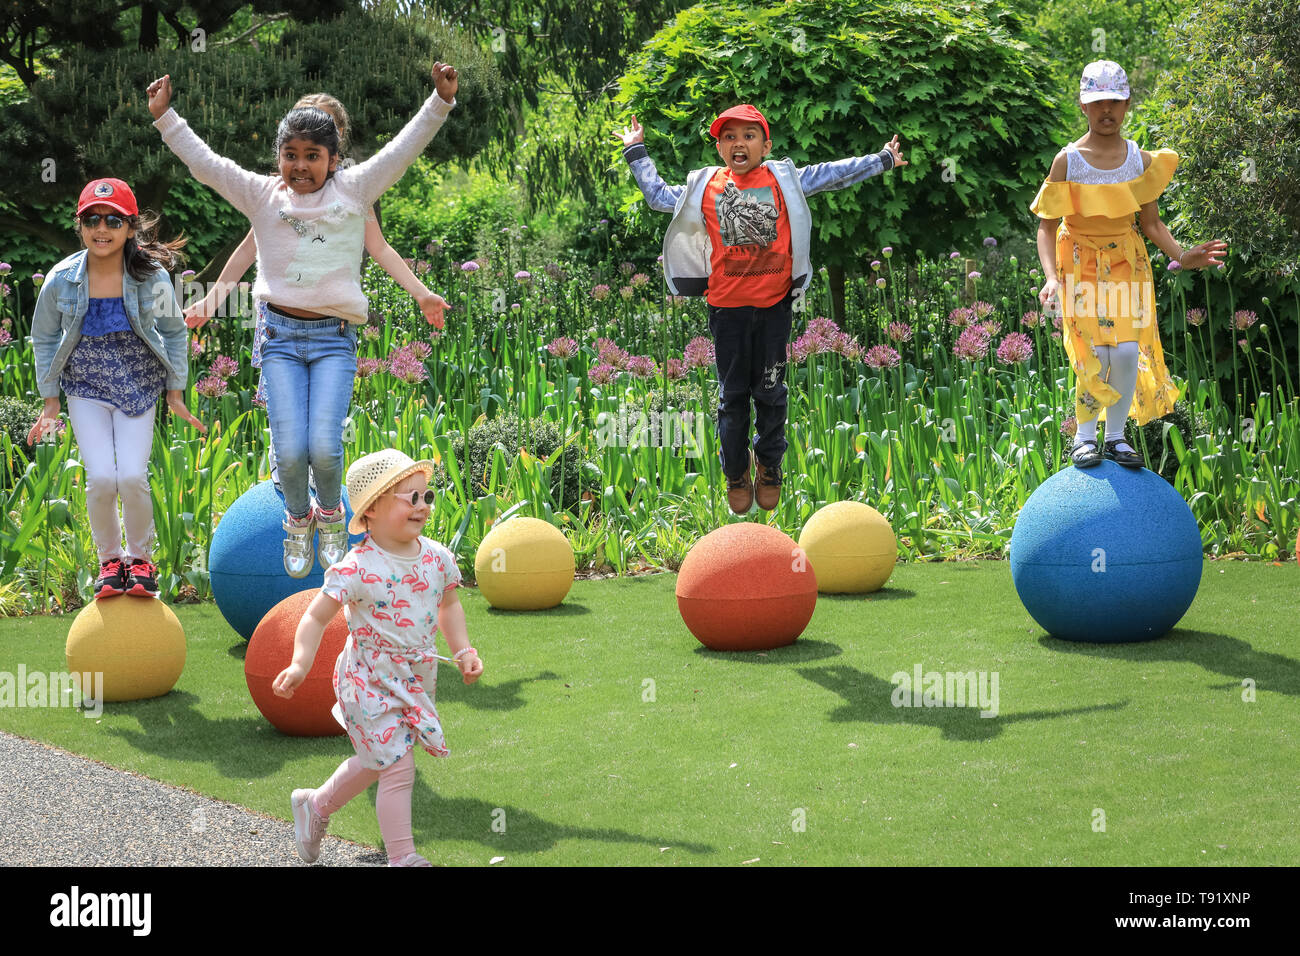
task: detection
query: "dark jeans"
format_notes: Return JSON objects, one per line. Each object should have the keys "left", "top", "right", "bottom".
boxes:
{"left": 707, "top": 292, "right": 793, "bottom": 480}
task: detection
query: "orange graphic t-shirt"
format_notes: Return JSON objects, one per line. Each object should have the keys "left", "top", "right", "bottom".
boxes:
{"left": 701, "top": 165, "right": 793, "bottom": 308}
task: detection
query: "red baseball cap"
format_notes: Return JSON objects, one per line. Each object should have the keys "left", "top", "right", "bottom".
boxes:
{"left": 77, "top": 179, "right": 139, "bottom": 217}
{"left": 709, "top": 105, "right": 770, "bottom": 141}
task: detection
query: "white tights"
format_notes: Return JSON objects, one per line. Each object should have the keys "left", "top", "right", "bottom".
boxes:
{"left": 66, "top": 396, "right": 157, "bottom": 562}
{"left": 1075, "top": 342, "right": 1139, "bottom": 448}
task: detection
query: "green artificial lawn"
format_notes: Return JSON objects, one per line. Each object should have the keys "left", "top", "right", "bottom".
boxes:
{"left": 1, "top": 561, "right": 1296, "bottom": 866}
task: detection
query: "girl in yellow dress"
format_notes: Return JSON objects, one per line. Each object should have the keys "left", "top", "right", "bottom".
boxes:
{"left": 1031, "top": 60, "right": 1227, "bottom": 469}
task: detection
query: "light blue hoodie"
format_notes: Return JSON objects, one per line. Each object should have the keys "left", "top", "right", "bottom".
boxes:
{"left": 31, "top": 250, "right": 189, "bottom": 400}
{"left": 624, "top": 143, "right": 894, "bottom": 298}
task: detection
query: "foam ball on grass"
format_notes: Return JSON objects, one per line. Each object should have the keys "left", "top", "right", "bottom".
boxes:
{"left": 474, "top": 516, "right": 574, "bottom": 610}
{"left": 65, "top": 599, "right": 186, "bottom": 701}
{"left": 798, "top": 500, "right": 897, "bottom": 593}
{"left": 675, "top": 523, "right": 817, "bottom": 651}
{"left": 244, "top": 589, "right": 346, "bottom": 737}
{"left": 1010, "top": 462, "right": 1201, "bottom": 643}
{"left": 209, "top": 480, "right": 361, "bottom": 640}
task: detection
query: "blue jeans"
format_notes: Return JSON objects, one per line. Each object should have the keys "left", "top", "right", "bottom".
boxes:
{"left": 707, "top": 292, "right": 793, "bottom": 479}
{"left": 260, "top": 307, "right": 357, "bottom": 519}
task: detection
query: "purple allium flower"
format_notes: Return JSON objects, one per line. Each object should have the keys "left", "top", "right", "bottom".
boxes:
{"left": 619, "top": 285, "right": 634, "bottom": 300}
{"left": 409, "top": 341, "right": 432, "bottom": 361}
{"left": 832, "top": 333, "right": 863, "bottom": 361}
{"left": 630, "top": 272, "right": 650, "bottom": 288}
{"left": 1233, "top": 309, "right": 1258, "bottom": 330}
{"left": 1061, "top": 415, "right": 1077, "bottom": 437}
{"left": 596, "top": 340, "right": 631, "bottom": 369}
{"left": 0, "top": 262, "right": 11, "bottom": 275}
{"left": 546, "top": 336, "right": 579, "bottom": 359}
{"left": 870, "top": 260, "right": 881, "bottom": 271}
{"left": 209, "top": 354, "right": 239, "bottom": 379}
{"left": 1167, "top": 260, "right": 1182, "bottom": 272}
{"left": 626, "top": 355, "right": 658, "bottom": 378}
{"left": 948, "top": 252, "right": 961, "bottom": 261}
{"left": 196, "top": 374, "right": 228, "bottom": 398}
{"left": 948, "top": 306, "right": 974, "bottom": 328}
{"left": 1185, "top": 308, "right": 1206, "bottom": 327}
{"left": 356, "top": 357, "right": 381, "bottom": 378}
{"left": 588, "top": 363, "right": 617, "bottom": 385}
{"left": 996, "top": 332, "right": 1034, "bottom": 365}
{"left": 1021, "top": 310, "right": 1041, "bottom": 329}
{"left": 684, "top": 336, "right": 716, "bottom": 369}
{"left": 983, "top": 237, "right": 997, "bottom": 247}
{"left": 426, "top": 240, "right": 443, "bottom": 256}
{"left": 460, "top": 261, "right": 479, "bottom": 273}
{"left": 362, "top": 324, "right": 380, "bottom": 340}
{"left": 0, "top": 283, "right": 9, "bottom": 298}
{"left": 971, "top": 301, "right": 994, "bottom": 318}
{"left": 953, "top": 326, "right": 992, "bottom": 361}
{"left": 386, "top": 346, "right": 428, "bottom": 384}
{"left": 665, "top": 358, "right": 686, "bottom": 380}
{"left": 875, "top": 277, "right": 886, "bottom": 288}
{"left": 887, "top": 321, "right": 913, "bottom": 343}
{"left": 190, "top": 339, "right": 204, "bottom": 358}
{"left": 979, "top": 319, "right": 1002, "bottom": 337}
{"left": 0, "top": 328, "right": 11, "bottom": 347}
{"left": 32, "top": 272, "right": 44, "bottom": 287}
{"left": 416, "top": 260, "right": 431, "bottom": 275}
{"left": 591, "top": 284, "right": 611, "bottom": 301}
{"left": 968, "top": 270, "right": 982, "bottom": 280}
{"left": 863, "top": 344, "right": 901, "bottom": 369}
{"left": 515, "top": 270, "right": 532, "bottom": 284}
{"left": 882, "top": 247, "right": 893, "bottom": 259}
{"left": 619, "top": 261, "right": 635, "bottom": 276}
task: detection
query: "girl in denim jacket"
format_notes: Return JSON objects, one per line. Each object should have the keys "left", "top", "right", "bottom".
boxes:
{"left": 28, "top": 178, "right": 204, "bottom": 598}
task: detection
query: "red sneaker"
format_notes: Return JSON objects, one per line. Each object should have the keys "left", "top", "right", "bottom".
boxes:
{"left": 124, "top": 558, "right": 159, "bottom": 597}
{"left": 94, "top": 558, "right": 129, "bottom": 599}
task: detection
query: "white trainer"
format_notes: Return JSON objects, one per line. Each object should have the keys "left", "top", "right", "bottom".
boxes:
{"left": 290, "top": 788, "right": 329, "bottom": 864}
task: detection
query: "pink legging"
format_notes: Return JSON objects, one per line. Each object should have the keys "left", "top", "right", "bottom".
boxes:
{"left": 311, "top": 750, "right": 416, "bottom": 864}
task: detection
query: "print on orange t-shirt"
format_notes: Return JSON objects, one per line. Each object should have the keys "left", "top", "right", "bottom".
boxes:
{"left": 701, "top": 166, "right": 793, "bottom": 308}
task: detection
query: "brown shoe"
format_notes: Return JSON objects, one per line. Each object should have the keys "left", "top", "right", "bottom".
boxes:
{"left": 754, "top": 460, "right": 782, "bottom": 511}
{"left": 726, "top": 464, "right": 754, "bottom": 515}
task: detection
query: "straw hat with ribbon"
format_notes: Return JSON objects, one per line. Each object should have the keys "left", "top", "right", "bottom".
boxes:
{"left": 345, "top": 449, "right": 435, "bottom": 535}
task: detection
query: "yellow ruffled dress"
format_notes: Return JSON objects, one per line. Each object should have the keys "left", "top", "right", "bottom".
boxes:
{"left": 1030, "top": 148, "right": 1180, "bottom": 426}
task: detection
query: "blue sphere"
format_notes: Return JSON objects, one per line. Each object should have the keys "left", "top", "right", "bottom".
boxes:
{"left": 209, "top": 480, "right": 362, "bottom": 640}
{"left": 1010, "top": 462, "right": 1202, "bottom": 643}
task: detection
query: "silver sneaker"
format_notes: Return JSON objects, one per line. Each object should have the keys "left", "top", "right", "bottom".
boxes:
{"left": 282, "top": 515, "right": 316, "bottom": 579}
{"left": 291, "top": 788, "right": 328, "bottom": 864}
{"left": 315, "top": 505, "right": 348, "bottom": 570}
{"left": 389, "top": 852, "right": 432, "bottom": 867}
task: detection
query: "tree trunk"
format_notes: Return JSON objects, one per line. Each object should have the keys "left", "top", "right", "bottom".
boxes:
{"left": 139, "top": 4, "right": 159, "bottom": 51}
{"left": 828, "top": 262, "right": 846, "bottom": 327}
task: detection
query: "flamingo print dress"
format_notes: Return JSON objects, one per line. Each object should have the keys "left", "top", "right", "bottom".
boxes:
{"left": 320, "top": 535, "right": 463, "bottom": 770}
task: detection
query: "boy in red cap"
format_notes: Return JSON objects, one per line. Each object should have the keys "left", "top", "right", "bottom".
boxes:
{"left": 618, "top": 105, "right": 905, "bottom": 513}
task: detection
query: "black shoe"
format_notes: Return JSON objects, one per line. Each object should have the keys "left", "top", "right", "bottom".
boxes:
{"left": 1070, "top": 439, "right": 1102, "bottom": 468}
{"left": 94, "top": 558, "right": 129, "bottom": 599}
{"left": 124, "top": 557, "right": 160, "bottom": 597}
{"left": 1104, "top": 438, "right": 1144, "bottom": 468}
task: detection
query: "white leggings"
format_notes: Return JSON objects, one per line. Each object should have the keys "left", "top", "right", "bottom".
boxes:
{"left": 1076, "top": 342, "right": 1139, "bottom": 443}
{"left": 66, "top": 396, "right": 157, "bottom": 562}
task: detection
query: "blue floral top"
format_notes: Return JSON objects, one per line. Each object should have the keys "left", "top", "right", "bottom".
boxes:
{"left": 60, "top": 298, "right": 166, "bottom": 416}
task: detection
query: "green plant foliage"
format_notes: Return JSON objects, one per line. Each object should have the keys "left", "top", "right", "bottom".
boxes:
{"left": 0, "top": 396, "right": 39, "bottom": 453}
{"left": 614, "top": 0, "right": 1066, "bottom": 263}
{"left": 442, "top": 411, "right": 591, "bottom": 510}
{"left": 1137, "top": 0, "right": 1300, "bottom": 283}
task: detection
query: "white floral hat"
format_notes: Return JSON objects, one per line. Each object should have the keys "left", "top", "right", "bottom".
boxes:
{"left": 345, "top": 449, "right": 435, "bottom": 535}
{"left": 1080, "top": 60, "right": 1130, "bottom": 103}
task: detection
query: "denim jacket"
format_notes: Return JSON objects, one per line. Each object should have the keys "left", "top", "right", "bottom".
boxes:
{"left": 31, "top": 250, "right": 189, "bottom": 399}
{"left": 623, "top": 143, "right": 893, "bottom": 298}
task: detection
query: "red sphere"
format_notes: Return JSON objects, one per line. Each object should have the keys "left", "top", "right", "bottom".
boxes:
{"left": 675, "top": 523, "right": 817, "bottom": 651}
{"left": 245, "top": 589, "right": 347, "bottom": 736}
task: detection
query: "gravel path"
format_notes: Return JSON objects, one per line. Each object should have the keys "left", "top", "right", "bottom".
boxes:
{"left": 0, "top": 730, "right": 384, "bottom": 866}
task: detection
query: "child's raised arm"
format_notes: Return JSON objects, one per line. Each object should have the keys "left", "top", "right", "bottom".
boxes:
{"left": 796, "top": 135, "right": 906, "bottom": 197}
{"left": 273, "top": 591, "right": 343, "bottom": 697}
{"left": 618, "top": 115, "right": 686, "bottom": 213}
{"left": 148, "top": 75, "right": 275, "bottom": 218}
{"left": 363, "top": 217, "right": 448, "bottom": 328}
{"left": 343, "top": 62, "right": 458, "bottom": 209}
{"left": 184, "top": 230, "right": 257, "bottom": 330}
{"left": 1136, "top": 151, "right": 1227, "bottom": 268}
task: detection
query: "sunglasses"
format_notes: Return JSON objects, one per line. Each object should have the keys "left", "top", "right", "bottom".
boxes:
{"left": 389, "top": 490, "right": 436, "bottom": 507}
{"left": 79, "top": 213, "right": 127, "bottom": 230}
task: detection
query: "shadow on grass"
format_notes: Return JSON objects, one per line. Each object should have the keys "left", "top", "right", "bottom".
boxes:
{"left": 484, "top": 601, "right": 591, "bottom": 617}
{"left": 395, "top": 779, "right": 715, "bottom": 860}
{"left": 817, "top": 588, "right": 916, "bottom": 602}
{"left": 691, "top": 638, "right": 843, "bottom": 664}
{"left": 1039, "top": 629, "right": 1300, "bottom": 697}
{"left": 796, "top": 665, "right": 1127, "bottom": 742}
{"left": 436, "top": 669, "right": 563, "bottom": 710}
{"left": 227, "top": 639, "right": 247, "bottom": 661}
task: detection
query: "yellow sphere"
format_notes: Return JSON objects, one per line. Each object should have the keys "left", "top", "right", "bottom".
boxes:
{"left": 798, "top": 501, "right": 897, "bottom": 593}
{"left": 474, "top": 517, "right": 575, "bottom": 610}
{"left": 65, "top": 599, "right": 187, "bottom": 701}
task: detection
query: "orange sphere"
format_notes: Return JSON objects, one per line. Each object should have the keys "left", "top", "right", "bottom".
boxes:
{"left": 245, "top": 589, "right": 347, "bottom": 736}
{"left": 675, "top": 523, "right": 817, "bottom": 651}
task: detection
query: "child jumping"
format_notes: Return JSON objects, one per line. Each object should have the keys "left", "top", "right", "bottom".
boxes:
{"left": 1032, "top": 60, "right": 1226, "bottom": 469}
{"left": 618, "top": 105, "right": 905, "bottom": 514}
{"left": 28, "top": 178, "right": 205, "bottom": 598}
{"left": 272, "top": 449, "right": 482, "bottom": 867}
{"left": 148, "top": 63, "right": 458, "bottom": 577}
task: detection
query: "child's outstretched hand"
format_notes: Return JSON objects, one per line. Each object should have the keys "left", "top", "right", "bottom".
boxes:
{"left": 272, "top": 662, "right": 308, "bottom": 699}
{"left": 184, "top": 298, "right": 214, "bottom": 331}
{"left": 883, "top": 135, "right": 907, "bottom": 168}
{"left": 25, "top": 401, "right": 62, "bottom": 446}
{"left": 418, "top": 292, "right": 448, "bottom": 329}
{"left": 1177, "top": 240, "right": 1228, "bottom": 271}
{"left": 166, "top": 390, "right": 208, "bottom": 435}
{"left": 432, "top": 62, "right": 458, "bottom": 103}
{"left": 457, "top": 651, "right": 483, "bottom": 684}
{"left": 146, "top": 75, "right": 173, "bottom": 120}
{"left": 615, "top": 116, "right": 644, "bottom": 147}
{"left": 1038, "top": 277, "right": 1062, "bottom": 313}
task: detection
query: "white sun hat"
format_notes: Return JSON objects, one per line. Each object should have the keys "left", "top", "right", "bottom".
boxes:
{"left": 345, "top": 449, "right": 435, "bottom": 535}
